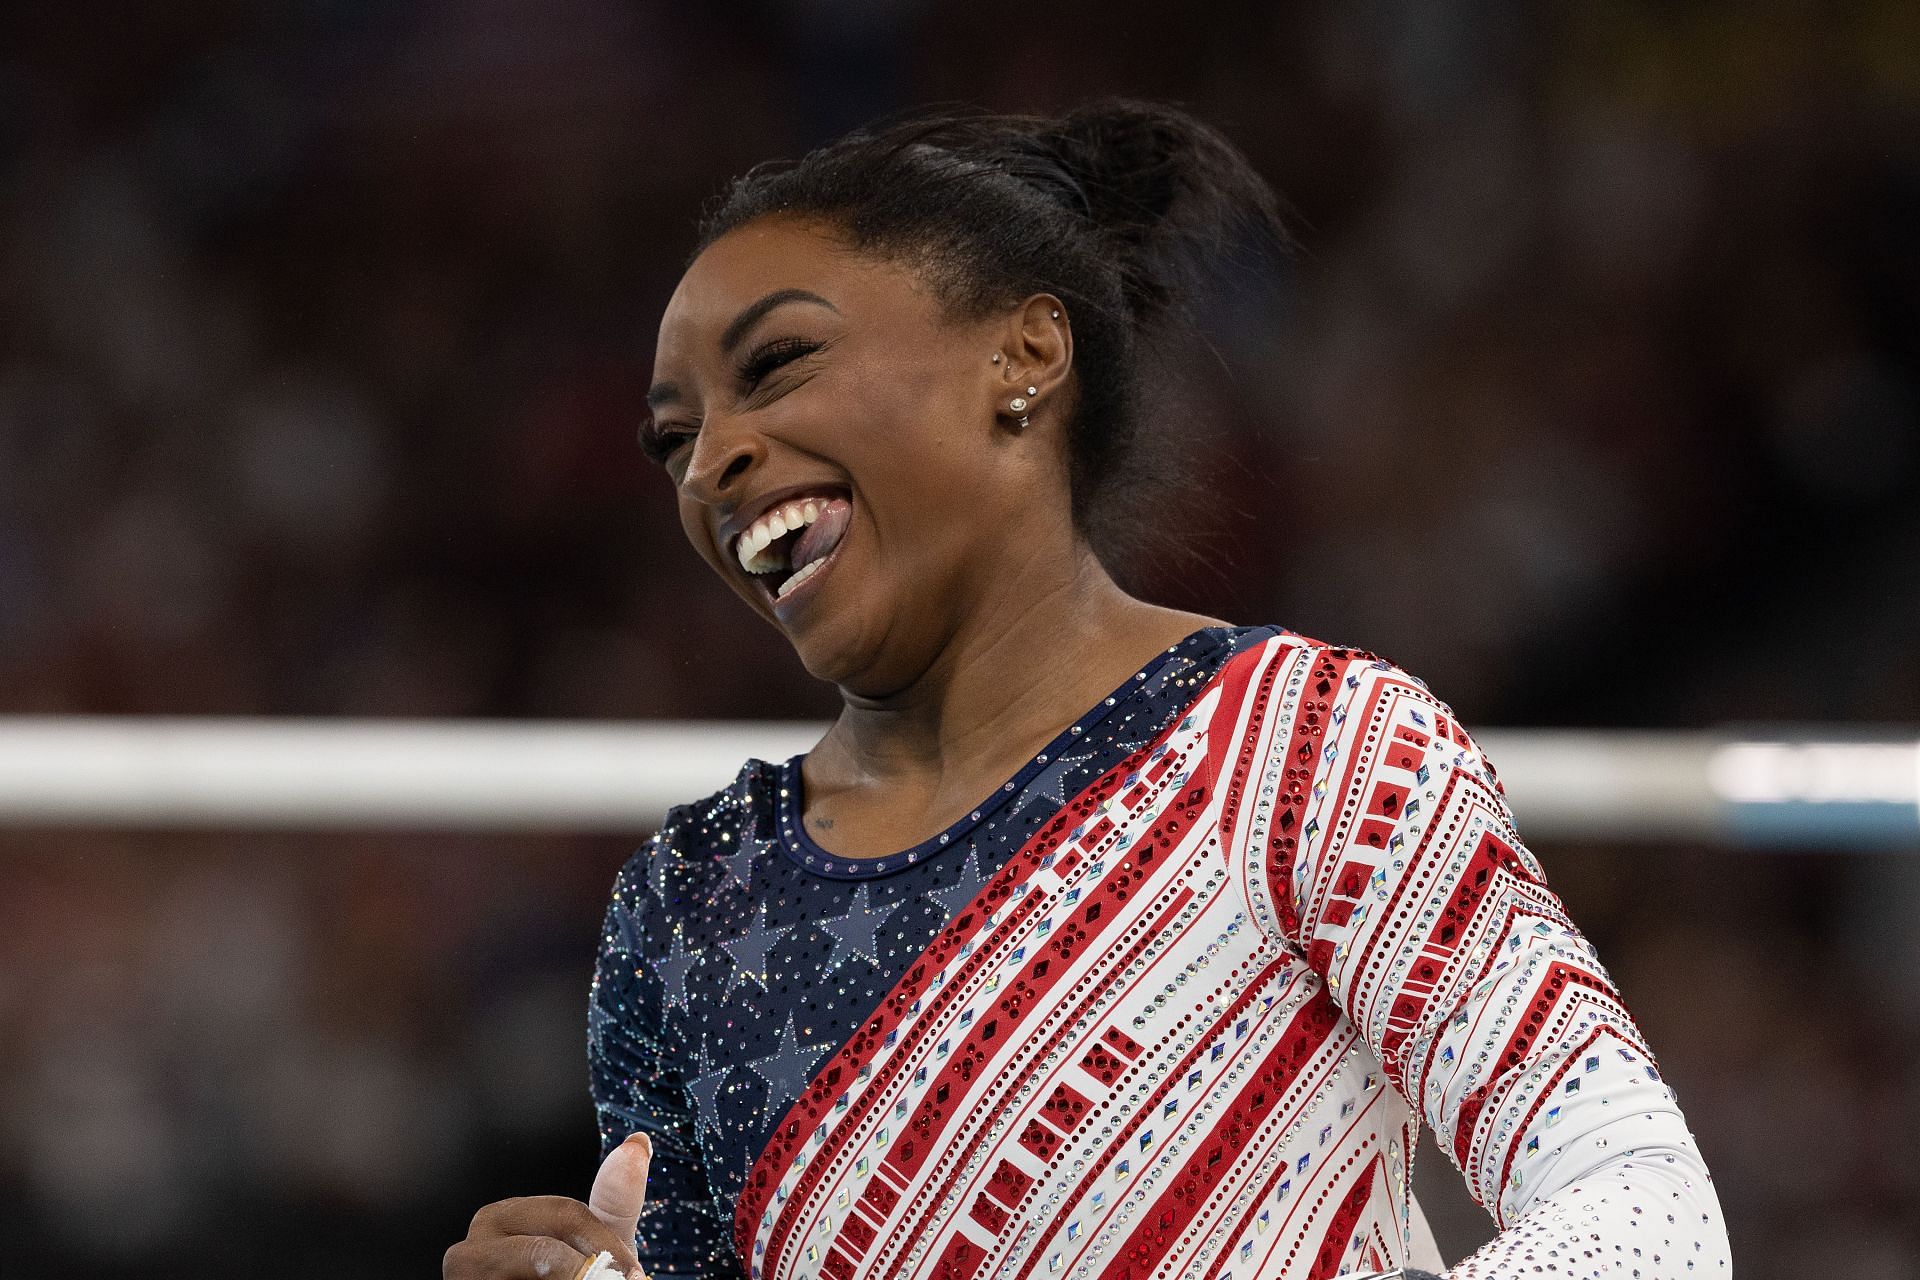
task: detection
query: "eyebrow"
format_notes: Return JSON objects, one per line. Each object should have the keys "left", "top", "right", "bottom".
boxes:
{"left": 721, "top": 287, "right": 838, "bottom": 354}
{"left": 647, "top": 288, "right": 840, "bottom": 413}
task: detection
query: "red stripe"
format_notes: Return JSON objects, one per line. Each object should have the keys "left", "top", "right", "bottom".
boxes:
{"left": 1259, "top": 647, "right": 1344, "bottom": 941}
{"left": 969, "top": 1193, "right": 1010, "bottom": 1234}
{"left": 753, "top": 695, "right": 1226, "bottom": 1275}
{"left": 1211, "top": 640, "right": 1289, "bottom": 845}
{"left": 873, "top": 881, "right": 1200, "bottom": 1280}
{"left": 1377, "top": 769, "right": 1470, "bottom": 1084}
{"left": 1407, "top": 886, "right": 1554, "bottom": 1108}
{"left": 928, "top": 1232, "right": 988, "bottom": 1280}
{"left": 734, "top": 804, "right": 1071, "bottom": 1263}
{"left": 1490, "top": 1023, "right": 1611, "bottom": 1212}
{"left": 1366, "top": 781, "right": 1409, "bottom": 819}
{"left": 1080, "top": 989, "right": 1346, "bottom": 1280}
{"left": 1001, "top": 959, "right": 1310, "bottom": 1280}
{"left": 1195, "top": 1088, "right": 1383, "bottom": 1280}
{"left": 1452, "top": 961, "right": 1619, "bottom": 1170}
{"left": 1307, "top": 1154, "right": 1382, "bottom": 1280}
{"left": 1378, "top": 775, "right": 1552, "bottom": 1077}
{"left": 888, "top": 884, "right": 1197, "bottom": 1189}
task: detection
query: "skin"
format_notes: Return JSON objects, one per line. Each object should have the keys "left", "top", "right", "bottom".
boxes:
{"left": 447, "top": 213, "right": 1225, "bottom": 1277}
{"left": 446, "top": 1132, "right": 651, "bottom": 1280}
{"left": 649, "top": 213, "right": 1226, "bottom": 853}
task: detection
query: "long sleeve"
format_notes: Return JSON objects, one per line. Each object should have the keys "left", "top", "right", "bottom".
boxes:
{"left": 589, "top": 841, "right": 742, "bottom": 1280}
{"left": 1265, "top": 647, "right": 1730, "bottom": 1278}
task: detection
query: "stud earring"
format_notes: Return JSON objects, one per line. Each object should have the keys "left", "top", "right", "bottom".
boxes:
{"left": 1051, "top": 310, "right": 1060, "bottom": 319}
{"left": 991, "top": 353, "right": 1002, "bottom": 364}
{"left": 1008, "top": 384, "right": 1038, "bottom": 429}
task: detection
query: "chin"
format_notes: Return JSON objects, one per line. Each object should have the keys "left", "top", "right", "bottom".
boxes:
{"left": 779, "top": 589, "right": 929, "bottom": 700}
{"left": 783, "top": 605, "right": 880, "bottom": 690}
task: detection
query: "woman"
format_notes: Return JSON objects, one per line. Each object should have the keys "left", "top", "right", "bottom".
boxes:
{"left": 446, "top": 101, "right": 1729, "bottom": 1280}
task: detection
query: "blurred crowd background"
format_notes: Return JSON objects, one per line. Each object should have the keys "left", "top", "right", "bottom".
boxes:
{"left": 2, "top": 1, "right": 1917, "bottom": 1276}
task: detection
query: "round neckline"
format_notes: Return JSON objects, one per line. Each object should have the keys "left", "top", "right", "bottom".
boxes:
{"left": 771, "top": 624, "right": 1262, "bottom": 880}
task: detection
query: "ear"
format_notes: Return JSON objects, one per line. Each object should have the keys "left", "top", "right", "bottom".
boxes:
{"left": 992, "top": 294, "right": 1072, "bottom": 426}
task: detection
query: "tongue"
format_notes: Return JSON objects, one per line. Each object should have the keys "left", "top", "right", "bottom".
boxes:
{"left": 790, "top": 498, "right": 851, "bottom": 570}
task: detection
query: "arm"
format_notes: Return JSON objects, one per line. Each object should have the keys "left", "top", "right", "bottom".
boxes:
{"left": 1262, "top": 648, "right": 1730, "bottom": 1278}
{"left": 589, "top": 843, "right": 741, "bottom": 1280}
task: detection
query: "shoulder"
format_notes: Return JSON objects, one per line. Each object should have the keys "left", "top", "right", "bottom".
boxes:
{"left": 1220, "top": 625, "right": 1419, "bottom": 682}
{"left": 1209, "top": 625, "right": 1436, "bottom": 711}
{"left": 1215, "top": 627, "right": 1503, "bottom": 788}
{"left": 1220, "top": 625, "right": 1450, "bottom": 706}
{"left": 608, "top": 755, "right": 785, "bottom": 910}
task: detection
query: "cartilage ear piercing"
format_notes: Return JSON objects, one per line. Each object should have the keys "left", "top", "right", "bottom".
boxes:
{"left": 1051, "top": 310, "right": 1060, "bottom": 319}
{"left": 991, "top": 353, "right": 1002, "bottom": 363}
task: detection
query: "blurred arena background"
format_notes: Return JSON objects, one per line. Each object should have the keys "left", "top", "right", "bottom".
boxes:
{"left": 2, "top": 2, "right": 1917, "bottom": 1276}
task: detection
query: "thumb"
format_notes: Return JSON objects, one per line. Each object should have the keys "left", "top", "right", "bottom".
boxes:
{"left": 588, "top": 1131, "right": 652, "bottom": 1250}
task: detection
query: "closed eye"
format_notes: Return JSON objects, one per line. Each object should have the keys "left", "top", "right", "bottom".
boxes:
{"left": 638, "top": 337, "right": 825, "bottom": 467}
{"left": 637, "top": 415, "right": 697, "bottom": 464}
{"left": 736, "top": 336, "right": 822, "bottom": 392}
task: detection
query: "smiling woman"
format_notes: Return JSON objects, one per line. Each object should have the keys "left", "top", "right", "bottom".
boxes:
{"left": 444, "top": 100, "right": 1730, "bottom": 1280}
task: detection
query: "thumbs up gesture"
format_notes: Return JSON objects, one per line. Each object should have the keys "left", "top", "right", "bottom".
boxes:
{"left": 444, "top": 1131, "right": 653, "bottom": 1280}
{"left": 587, "top": 1132, "right": 653, "bottom": 1276}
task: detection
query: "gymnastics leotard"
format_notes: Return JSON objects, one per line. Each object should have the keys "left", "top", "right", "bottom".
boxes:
{"left": 588, "top": 624, "right": 1729, "bottom": 1280}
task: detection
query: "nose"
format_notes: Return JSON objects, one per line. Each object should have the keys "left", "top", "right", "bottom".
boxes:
{"left": 679, "top": 412, "right": 764, "bottom": 506}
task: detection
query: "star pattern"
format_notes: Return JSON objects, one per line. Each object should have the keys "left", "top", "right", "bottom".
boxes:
{"left": 817, "top": 882, "right": 897, "bottom": 973}
{"left": 716, "top": 833, "right": 766, "bottom": 890}
{"left": 585, "top": 625, "right": 1263, "bottom": 1280}
{"left": 653, "top": 929, "right": 701, "bottom": 1013}
{"left": 748, "top": 1012, "right": 831, "bottom": 1099}
{"left": 608, "top": 897, "right": 644, "bottom": 956}
{"left": 689, "top": 1065, "right": 730, "bottom": 1141}
{"left": 928, "top": 847, "right": 990, "bottom": 919}
{"left": 719, "top": 901, "right": 790, "bottom": 996}
{"left": 587, "top": 995, "right": 614, "bottom": 1042}
{"left": 1023, "top": 757, "right": 1081, "bottom": 809}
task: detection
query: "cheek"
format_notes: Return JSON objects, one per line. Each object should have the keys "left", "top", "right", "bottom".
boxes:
{"left": 676, "top": 495, "right": 725, "bottom": 573}
{"left": 836, "top": 359, "right": 982, "bottom": 489}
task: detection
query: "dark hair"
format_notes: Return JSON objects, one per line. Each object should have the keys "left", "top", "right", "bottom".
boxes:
{"left": 696, "top": 98, "right": 1294, "bottom": 563}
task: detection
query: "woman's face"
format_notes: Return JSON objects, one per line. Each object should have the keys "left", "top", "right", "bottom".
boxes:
{"left": 645, "top": 215, "right": 1069, "bottom": 695}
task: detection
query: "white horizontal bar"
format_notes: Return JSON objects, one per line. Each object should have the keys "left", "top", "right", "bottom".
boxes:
{"left": 0, "top": 719, "right": 1910, "bottom": 845}
{"left": 0, "top": 718, "right": 825, "bottom": 832}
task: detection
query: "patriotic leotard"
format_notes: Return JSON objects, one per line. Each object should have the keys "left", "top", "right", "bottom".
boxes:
{"left": 588, "top": 625, "right": 1730, "bottom": 1279}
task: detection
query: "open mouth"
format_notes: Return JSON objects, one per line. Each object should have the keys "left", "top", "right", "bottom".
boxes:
{"left": 732, "top": 491, "right": 853, "bottom": 608}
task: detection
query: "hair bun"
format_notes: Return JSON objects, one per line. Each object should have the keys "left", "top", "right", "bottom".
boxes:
{"left": 1031, "top": 98, "right": 1292, "bottom": 326}
{"left": 694, "top": 98, "right": 1293, "bottom": 567}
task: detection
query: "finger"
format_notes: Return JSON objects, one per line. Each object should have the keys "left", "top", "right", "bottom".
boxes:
{"left": 471, "top": 1196, "right": 638, "bottom": 1269}
{"left": 444, "top": 1233, "right": 586, "bottom": 1280}
{"left": 588, "top": 1131, "right": 653, "bottom": 1249}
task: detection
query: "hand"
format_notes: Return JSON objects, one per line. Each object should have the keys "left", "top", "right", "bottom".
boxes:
{"left": 444, "top": 1132, "right": 654, "bottom": 1280}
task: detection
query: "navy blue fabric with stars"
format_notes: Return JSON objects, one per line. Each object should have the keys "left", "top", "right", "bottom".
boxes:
{"left": 587, "top": 624, "right": 1280, "bottom": 1279}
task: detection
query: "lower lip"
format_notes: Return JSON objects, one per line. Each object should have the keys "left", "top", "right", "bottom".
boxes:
{"left": 765, "top": 525, "right": 849, "bottom": 620}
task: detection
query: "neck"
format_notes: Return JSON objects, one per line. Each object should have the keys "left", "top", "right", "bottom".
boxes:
{"left": 813, "top": 544, "right": 1220, "bottom": 791}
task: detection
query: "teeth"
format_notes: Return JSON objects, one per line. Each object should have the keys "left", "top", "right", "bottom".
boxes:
{"left": 775, "top": 555, "right": 828, "bottom": 600}
{"left": 734, "top": 496, "right": 836, "bottom": 574}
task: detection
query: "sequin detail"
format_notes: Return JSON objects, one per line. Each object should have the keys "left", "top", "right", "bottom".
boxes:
{"left": 587, "top": 628, "right": 1731, "bottom": 1280}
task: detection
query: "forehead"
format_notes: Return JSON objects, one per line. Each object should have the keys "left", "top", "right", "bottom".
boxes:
{"left": 656, "top": 216, "right": 942, "bottom": 358}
